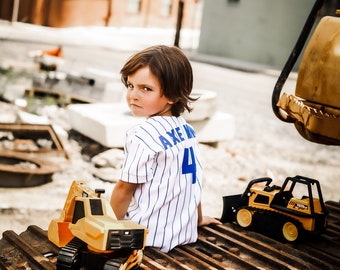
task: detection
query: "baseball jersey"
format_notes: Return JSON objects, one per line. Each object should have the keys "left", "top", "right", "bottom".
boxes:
{"left": 120, "top": 115, "right": 202, "bottom": 252}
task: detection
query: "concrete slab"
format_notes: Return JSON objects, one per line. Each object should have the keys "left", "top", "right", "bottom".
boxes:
{"left": 67, "top": 103, "right": 234, "bottom": 148}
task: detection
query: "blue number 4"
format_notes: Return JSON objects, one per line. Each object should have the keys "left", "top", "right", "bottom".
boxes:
{"left": 182, "top": 147, "right": 197, "bottom": 184}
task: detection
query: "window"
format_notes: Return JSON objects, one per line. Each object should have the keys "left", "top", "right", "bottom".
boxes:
{"left": 160, "top": 0, "right": 173, "bottom": 17}
{"left": 90, "top": 199, "right": 104, "bottom": 215}
{"left": 126, "top": 0, "right": 141, "bottom": 14}
{"left": 254, "top": 194, "right": 269, "bottom": 204}
{"left": 72, "top": 200, "right": 85, "bottom": 224}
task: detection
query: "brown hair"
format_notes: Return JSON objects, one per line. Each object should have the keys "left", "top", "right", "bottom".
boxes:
{"left": 120, "top": 45, "right": 195, "bottom": 117}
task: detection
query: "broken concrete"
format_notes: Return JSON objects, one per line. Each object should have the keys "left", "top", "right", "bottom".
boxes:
{"left": 67, "top": 102, "right": 235, "bottom": 148}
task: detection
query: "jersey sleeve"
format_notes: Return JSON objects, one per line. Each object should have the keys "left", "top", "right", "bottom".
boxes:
{"left": 120, "top": 128, "right": 154, "bottom": 184}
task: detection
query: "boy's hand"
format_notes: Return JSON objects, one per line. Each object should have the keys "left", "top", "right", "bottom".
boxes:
{"left": 198, "top": 215, "right": 222, "bottom": 227}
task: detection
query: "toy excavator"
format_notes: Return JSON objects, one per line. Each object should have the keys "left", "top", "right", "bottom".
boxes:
{"left": 48, "top": 180, "right": 148, "bottom": 270}
{"left": 220, "top": 175, "right": 328, "bottom": 242}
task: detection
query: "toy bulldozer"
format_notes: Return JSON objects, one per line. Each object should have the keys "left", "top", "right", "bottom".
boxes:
{"left": 220, "top": 175, "right": 328, "bottom": 242}
{"left": 48, "top": 180, "right": 148, "bottom": 270}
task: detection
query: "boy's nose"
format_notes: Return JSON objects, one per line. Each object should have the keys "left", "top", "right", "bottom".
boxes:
{"left": 129, "top": 89, "right": 139, "bottom": 100}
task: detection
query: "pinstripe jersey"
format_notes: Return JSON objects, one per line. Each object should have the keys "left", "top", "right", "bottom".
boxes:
{"left": 120, "top": 115, "right": 202, "bottom": 252}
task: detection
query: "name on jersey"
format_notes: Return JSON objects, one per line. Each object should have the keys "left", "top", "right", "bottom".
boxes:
{"left": 159, "top": 124, "right": 196, "bottom": 150}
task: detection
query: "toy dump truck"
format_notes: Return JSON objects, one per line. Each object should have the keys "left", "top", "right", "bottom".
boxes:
{"left": 48, "top": 180, "right": 148, "bottom": 270}
{"left": 220, "top": 175, "right": 328, "bottom": 242}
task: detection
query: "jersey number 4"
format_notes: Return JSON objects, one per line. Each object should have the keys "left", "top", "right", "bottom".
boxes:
{"left": 182, "top": 147, "right": 197, "bottom": 184}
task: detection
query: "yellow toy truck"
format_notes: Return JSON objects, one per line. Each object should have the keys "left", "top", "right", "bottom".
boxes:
{"left": 220, "top": 175, "right": 328, "bottom": 242}
{"left": 48, "top": 180, "right": 148, "bottom": 270}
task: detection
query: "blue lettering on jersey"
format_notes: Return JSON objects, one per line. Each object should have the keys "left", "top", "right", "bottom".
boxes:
{"left": 182, "top": 146, "right": 197, "bottom": 183}
{"left": 175, "top": 127, "right": 184, "bottom": 141}
{"left": 183, "top": 124, "right": 195, "bottom": 139}
{"left": 158, "top": 124, "right": 196, "bottom": 150}
{"left": 159, "top": 135, "right": 173, "bottom": 150}
{"left": 166, "top": 128, "right": 182, "bottom": 146}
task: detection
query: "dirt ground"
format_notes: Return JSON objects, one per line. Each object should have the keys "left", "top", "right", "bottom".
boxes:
{"left": 1, "top": 39, "right": 340, "bottom": 237}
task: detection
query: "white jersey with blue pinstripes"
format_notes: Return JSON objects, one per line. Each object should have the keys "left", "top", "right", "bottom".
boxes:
{"left": 120, "top": 115, "right": 202, "bottom": 252}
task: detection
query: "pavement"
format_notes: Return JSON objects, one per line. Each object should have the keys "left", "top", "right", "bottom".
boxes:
{"left": 0, "top": 19, "right": 279, "bottom": 72}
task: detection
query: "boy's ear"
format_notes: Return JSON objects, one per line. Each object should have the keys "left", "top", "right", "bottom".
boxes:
{"left": 167, "top": 98, "right": 177, "bottom": 105}
{"left": 168, "top": 97, "right": 180, "bottom": 105}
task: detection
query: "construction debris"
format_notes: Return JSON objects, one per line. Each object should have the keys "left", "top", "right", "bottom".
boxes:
{"left": 0, "top": 123, "right": 68, "bottom": 187}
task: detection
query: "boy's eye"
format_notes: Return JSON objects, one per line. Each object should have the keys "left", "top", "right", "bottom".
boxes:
{"left": 143, "top": 87, "right": 152, "bottom": 92}
{"left": 127, "top": 83, "right": 133, "bottom": 89}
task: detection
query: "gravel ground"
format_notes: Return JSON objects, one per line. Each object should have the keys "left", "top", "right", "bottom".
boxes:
{"left": 0, "top": 32, "right": 340, "bottom": 237}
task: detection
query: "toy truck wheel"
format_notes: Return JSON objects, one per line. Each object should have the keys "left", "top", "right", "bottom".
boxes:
{"left": 282, "top": 221, "right": 299, "bottom": 241}
{"left": 236, "top": 208, "right": 253, "bottom": 228}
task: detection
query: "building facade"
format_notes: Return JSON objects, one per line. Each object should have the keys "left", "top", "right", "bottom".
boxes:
{"left": 197, "top": 0, "right": 338, "bottom": 69}
{"left": 0, "top": 0, "right": 201, "bottom": 29}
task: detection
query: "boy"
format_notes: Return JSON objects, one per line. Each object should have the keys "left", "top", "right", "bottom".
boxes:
{"left": 110, "top": 45, "right": 221, "bottom": 252}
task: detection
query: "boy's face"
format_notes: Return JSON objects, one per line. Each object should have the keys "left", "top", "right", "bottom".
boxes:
{"left": 126, "top": 66, "right": 173, "bottom": 117}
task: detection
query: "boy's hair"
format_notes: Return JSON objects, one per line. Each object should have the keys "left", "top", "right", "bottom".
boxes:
{"left": 120, "top": 45, "right": 196, "bottom": 117}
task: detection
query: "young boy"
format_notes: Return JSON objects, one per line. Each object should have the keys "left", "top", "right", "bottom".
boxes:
{"left": 110, "top": 45, "right": 221, "bottom": 253}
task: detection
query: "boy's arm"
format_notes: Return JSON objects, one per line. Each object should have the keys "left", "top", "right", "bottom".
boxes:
{"left": 110, "top": 180, "right": 137, "bottom": 219}
{"left": 197, "top": 202, "right": 222, "bottom": 227}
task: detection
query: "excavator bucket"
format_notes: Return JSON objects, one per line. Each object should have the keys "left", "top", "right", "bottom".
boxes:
{"left": 276, "top": 16, "right": 340, "bottom": 145}
{"left": 272, "top": 0, "right": 340, "bottom": 145}
{"left": 48, "top": 219, "right": 74, "bottom": 247}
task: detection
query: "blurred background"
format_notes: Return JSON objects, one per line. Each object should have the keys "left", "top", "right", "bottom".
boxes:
{"left": 1, "top": 0, "right": 339, "bottom": 70}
